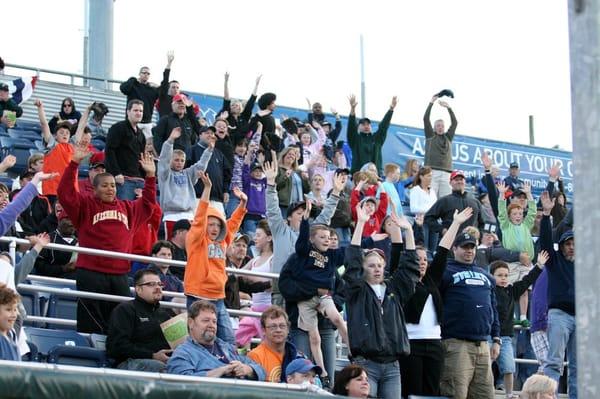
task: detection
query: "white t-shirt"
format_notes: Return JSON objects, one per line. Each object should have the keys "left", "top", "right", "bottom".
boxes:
{"left": 405, "top": 294, "right": 442, "bottom": 340}
{"left": 410, "top": 185, "right": 437, "bottom": 214}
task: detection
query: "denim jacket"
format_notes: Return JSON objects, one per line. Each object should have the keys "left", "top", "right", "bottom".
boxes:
{"left": 167, "top": 337, "right": 266, "bottom": 380}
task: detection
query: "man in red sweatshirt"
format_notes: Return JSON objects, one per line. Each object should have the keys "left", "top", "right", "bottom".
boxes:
{"left": 58, "top": 141, "right": 157, "bottom": 334}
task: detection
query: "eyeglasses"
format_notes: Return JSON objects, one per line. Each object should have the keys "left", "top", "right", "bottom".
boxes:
{"left": 265, "top": 323, "right": 288, "bottom": 330}
{"left": 137, "top": 281, "right": 163, "bottom": 288}
{"left": 63, "top": 104, "right": 72, "bottom": 107}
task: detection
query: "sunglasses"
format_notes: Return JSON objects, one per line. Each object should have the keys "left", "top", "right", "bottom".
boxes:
{"left": 140, "top": 71, "right": 150, "bottom": 75}
{"left": 63, "top": 104, "right": 72, "bottom": 107}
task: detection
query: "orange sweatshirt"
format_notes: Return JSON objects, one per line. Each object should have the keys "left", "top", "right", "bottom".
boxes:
{"left": 184, "top": 201, "right": 246, "bottom": 300}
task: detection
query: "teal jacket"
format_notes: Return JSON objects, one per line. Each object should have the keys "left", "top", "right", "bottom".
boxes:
{"left": 347, "top": 109, "right": 393, "bottom": 173}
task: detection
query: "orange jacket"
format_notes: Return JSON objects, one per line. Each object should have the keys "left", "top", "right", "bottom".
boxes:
{"left": 184, "top": 201, "right": 246, "bottom": 299}
{"left": 43, "top": 143, "right": 74, "bottom": 195}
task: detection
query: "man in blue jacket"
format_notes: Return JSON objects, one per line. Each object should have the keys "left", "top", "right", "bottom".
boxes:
{"left": 540, "top": 191, "right": 576, "bottom": 399}
{"left": 167, "top": 300, "right": 265, "bottom": 380}
{"left": 438, "top": 231, "right": 501, "bottom": 399}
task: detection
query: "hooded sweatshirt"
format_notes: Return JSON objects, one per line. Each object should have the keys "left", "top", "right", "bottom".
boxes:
{"left": 184, "top": 200, "right": 246, "bottom": 300}
{"left": 158, "top": 140, "right": 211, "bottom": 219}
{"left": 439, "top": 247, "right": 500, "bottom": 341}
{"left": 57, "top": 161, "right": 157, "bottom": 274}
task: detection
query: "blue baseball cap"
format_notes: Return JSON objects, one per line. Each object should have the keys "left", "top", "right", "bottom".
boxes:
{"left": 285, "top": 358, "right": 322, "bottom": 376}
{"left": 558, "top": 230, "right": 574, "bottom": 245}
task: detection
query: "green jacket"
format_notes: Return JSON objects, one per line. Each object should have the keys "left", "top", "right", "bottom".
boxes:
{"left": 498, "top": 199, "right": 536, "bottom": 259}
{"left": 347, "top": 109, "right": 393, "bottom": 173}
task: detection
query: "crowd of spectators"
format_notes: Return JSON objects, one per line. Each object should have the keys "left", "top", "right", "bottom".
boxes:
{"left": 0, "top": 53, "right": 576, "bottom": 398}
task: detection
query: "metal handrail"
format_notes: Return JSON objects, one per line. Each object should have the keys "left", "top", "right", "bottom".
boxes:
{"left": 0, "top": 359, "right": 310, "bottom": 392}
{"left": 17, "top": 283, "right": 262, "bottom": 318}
{"left": 0, "top": 236, "right": 279, "bottom": 279}
{"left": 5, "top": 62, "right": 122, "bottom": 85}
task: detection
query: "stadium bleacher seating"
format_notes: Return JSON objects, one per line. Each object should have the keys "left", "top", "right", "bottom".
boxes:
{"left": 18, "top": 288, "right": 41, "bottom": 327}
{"left": 47, "top": 345, "right": 110, "bottom": 368}
{"left": 24, "top": 327, "right": 91, "bottom": 360}
{"left": 46, "top": 294, "right": 77, "bottom": 330}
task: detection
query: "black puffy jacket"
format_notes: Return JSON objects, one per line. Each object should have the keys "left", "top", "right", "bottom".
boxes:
{"left": 343, "top": 244, "right": 419, "bottom": 362}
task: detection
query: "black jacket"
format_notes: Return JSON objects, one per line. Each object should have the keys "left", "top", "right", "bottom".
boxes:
{"left": 169, "top": 242, "right": 187, "bottom": 280}
{"left": 329, "top": 188, "right": 352, "bottom": 229}
{"left": 248, "top": 113, "right": 282, "bottom": 162}
{"left": 495, "top": 266, "right": 542, "bottom": 336}
{"left": 425, "top": 190, "right": 484, "bottom": 234}
{"left": 105, "top": 120, "right": 146, "bottom": 178}
{"left": 190, "top": 142, "right": 231, "bottom": 202}
{"left": 219, "top": 95, "right": 257, "bottom": 137}
{"left": 119, "top": 76, "right": 160, "bottom": 123}
{"left": 152, "top": 109, "right": 200, "bottom": 158}
{"left": 106, "top": 296, "right": 174, "bottom": 365}
{"left": 279, "top": 254, "right": 346, "bottom": 331}
{"left": 14, "top": 192, "right": 51, "bottom": 235}
{"left": 157, "top": 68, "right": 172, "bottom": 118}
{"left": 34, "top": 230, "right": 78, "bottom": 279}
{"left": 343, "top": 244, "right": 419, "bottom": 362}
{"left": 403, "top": 246, "right": 445, "bottom": 326}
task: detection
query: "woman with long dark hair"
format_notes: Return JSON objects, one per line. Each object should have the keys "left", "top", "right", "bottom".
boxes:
{"left": 49, "top": 97, "right": 81, "bottom": 133}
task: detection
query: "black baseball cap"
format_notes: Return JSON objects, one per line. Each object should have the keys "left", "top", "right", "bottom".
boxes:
{"left": 453, "top": 232, "right": 477, "bottom": 247}
{"left": 0, "top": 83, "right": 8, "bottom": 92}
{"left": 358, "top": 117, "right": 371, "bottom": 125}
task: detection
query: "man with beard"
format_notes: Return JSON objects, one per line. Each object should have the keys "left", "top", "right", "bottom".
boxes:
{"left": 167, "top": 299, "right": 265, "bottom": 379}
{"left": 540, "top": 191, "right": 576, "bottom": 399}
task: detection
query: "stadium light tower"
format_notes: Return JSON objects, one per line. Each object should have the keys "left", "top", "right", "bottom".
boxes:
{"left": 84, "top": 0, "right": 114, "bottom": 89}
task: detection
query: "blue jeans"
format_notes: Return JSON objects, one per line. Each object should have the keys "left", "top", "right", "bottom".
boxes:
{"left": 335, "top": 227, "right": 351, "bottom": 248}
{"left": 186, "top": 296, "right": 235, "bottom": 345}
{"left": 116, "top": 178, "right": 145, "bottom": 200}
{"left": 544, "top": 308, "right": 577, "bottom": 399}
{"left": 225, "top": 190, "right": 240, "bottom": 218}
{"left": 117, "top": 358, "right": 166, "bottom": 372}
{"left": 489, "top": 336, "right": 516, "bottom": 375}
{"left": 242, "top": 216, "right": 261, "bottom": 238}
{"left": 353, "top": 357, "right": 401, "bottom": 399}
{"left": 290, "top": 327, "right": 337, "bottom": 385}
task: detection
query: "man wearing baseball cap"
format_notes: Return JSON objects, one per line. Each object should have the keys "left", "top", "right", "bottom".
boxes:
{"left": 425, "top": 169, "right": 484, "bottom": 236}
{"left": 539, "top": 191, "right": 577, "bottom": 398}
{"left": 438, "top": 227, "right": 501, "bottom": 399}
{"left": 78, "top": 152, "right": 106, "bottom": 197}
{"left": 152, "top": 93, "right": 200, "bottom": 156}
{"left": 346, "top": 94, "right": 398, "bottom": 174}
{"left": 504, "top": 162, "right": 525, "bottom": 192}
{"left": 0, "top": 82, "right": 23, "bottom": 128}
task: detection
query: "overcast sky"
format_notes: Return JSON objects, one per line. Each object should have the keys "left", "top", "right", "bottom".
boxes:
{"left": 3, "top": 0, "right": 572, "bottom": 150}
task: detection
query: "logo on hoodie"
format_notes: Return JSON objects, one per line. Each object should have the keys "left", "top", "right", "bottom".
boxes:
{"left": 92, "top": 210, "right": 129, "bottom": 228}
{"left": 207, "top": 243, "right": 226, "bottom": 259}
{"left": 452, "top": 270, "right": 491, "bottom": 287}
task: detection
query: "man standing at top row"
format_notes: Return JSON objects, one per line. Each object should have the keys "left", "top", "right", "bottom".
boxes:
{"left": 346, "top": 94, "right": 397, "bottom": 174}
{"left": 423, "top": 93, "right": 458, "bottom": 198}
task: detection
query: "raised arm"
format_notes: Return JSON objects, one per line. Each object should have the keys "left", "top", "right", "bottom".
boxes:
{"left": 313, "top": 172, "right": 342, "bottom": 225}
{"left": 423, "top": 96, "right": 437, "bottom": 138}
{"left": 57, "top": 142, "right": 89, "bottom": 228}
{"left": 539, "top": 191, "right": 556, "bottom": 255}
{"left": 157, "top": 128, "right": 180, "bottom": 182}
{"left": 375, "top": 96, "right": 397, "bottom": 144}
{"left": 34, "top": 99, "right": 52, "bottom": 144}
{"left": 295, "top": 211, "right": 312, "bottom": 256}
{"left": 346, "top": 95, "right": 358, "bottom": 148}
{"left": 73, "top": 103, "right": 93, "bottom": 143}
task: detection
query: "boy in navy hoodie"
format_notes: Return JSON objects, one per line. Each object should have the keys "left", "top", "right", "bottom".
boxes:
{"left": 489, "top": 251, "right": 547, "bottom": 399}
{"left": 540, "top": 191, "right": 576, "bottom": 399}
{"left": 291, "top": 200, "right": 349, "bottom": 387}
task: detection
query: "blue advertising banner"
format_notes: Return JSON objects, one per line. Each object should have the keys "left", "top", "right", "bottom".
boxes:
{"left": 189, "top": 92, "right": 573, "bottom": 199}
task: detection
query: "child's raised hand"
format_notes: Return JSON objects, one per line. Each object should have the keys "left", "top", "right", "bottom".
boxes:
{"left": 496, "top": 181, "right": 507, "bottom": 195}
{"left": 355, "top": 203, "right": 370, "bottom": 223}
{"left": 232, "top": 186, "right": 247, "bottom": 202}
{"left": 302, "top": 195, "right": 312, "bottom": 220}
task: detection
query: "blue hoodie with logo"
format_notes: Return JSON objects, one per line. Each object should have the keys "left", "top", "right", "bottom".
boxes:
{"left": 438, "top": 247, "right": 500, "bottom": 341}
